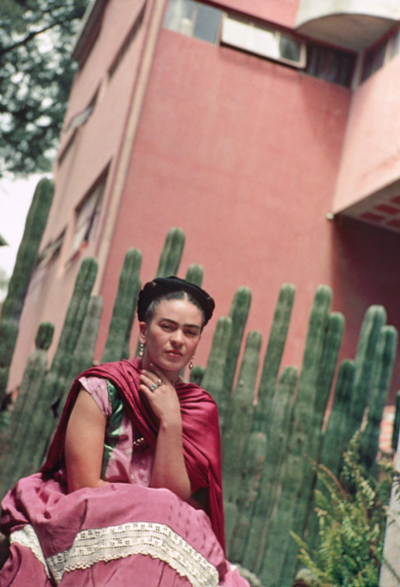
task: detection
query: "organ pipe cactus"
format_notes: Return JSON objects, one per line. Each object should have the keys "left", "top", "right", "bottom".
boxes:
{"left": 360, "top": 325, "right": 397, "bottom": 472}
{"left": 223, "top": 330, "right": 262, "bottom": 502}
{"left": 0, "top": 178, "right": 54, "bottom": 406}
{"left": 253, "top": 283, "right": 295, "bottom": 434}
{"left": 185, "top": 264, "right": 203, "bottom": 286}
{"left": 69, "top": 295, "right": 104, "bottom": 378}
{"left": 223, "top": 287, "right": 252, "bottom": 398}
{"left": 156, "top": 227, "right": 185, "bottom": 277}
{"left": 347, "top": 305, "right": 386, "bottom": 444}
{"left": 25, "top": 257, "right": 98, "bottom": 473}
{"left": 201, "top": 316, "right": 232, "bottom": 421}
{"left": 242, "top": 365, "right": 297, "bottom": 572}
{"left": 102, "top": 248, "right": 142, "bottom": 363}
{"left": 0, "top": 224, "right": 398, "bottom": 587}
{"left": 0, "top": 322, "right": 54, "bottom": 497}
{"left": 258, "top": 286, "right": 332, "bottom": 586}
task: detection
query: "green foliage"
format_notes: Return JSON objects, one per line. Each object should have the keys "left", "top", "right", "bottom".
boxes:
{"left": 0, "top": 0, "right": 89, "bottom": 177}
{"left": 292, "top": 434, "right": 397, "bottom": 587}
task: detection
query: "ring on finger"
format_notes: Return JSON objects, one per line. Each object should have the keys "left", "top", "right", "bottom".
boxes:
{"left": 157, "top": 379, "right": 163, "bottom": 386}
{"left": 150, "top": 383, "right": 158, "bottom": 391}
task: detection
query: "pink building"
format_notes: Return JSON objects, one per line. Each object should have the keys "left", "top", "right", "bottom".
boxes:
{"left": 9, "top": 0, "right": 400, "bottom": 402}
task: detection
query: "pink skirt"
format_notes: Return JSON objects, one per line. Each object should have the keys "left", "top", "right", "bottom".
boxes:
{"left": 0, "top": 474, "right": 248, "bottom": 587}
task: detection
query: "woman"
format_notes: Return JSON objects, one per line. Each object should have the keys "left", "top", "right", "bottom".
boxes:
{"left": 0, "top": 276, "right": 249, "bottom": 586}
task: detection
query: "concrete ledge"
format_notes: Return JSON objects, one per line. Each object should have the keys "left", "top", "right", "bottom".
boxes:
{"left": 296, "top": 1, "right": 400, "bottom": 50}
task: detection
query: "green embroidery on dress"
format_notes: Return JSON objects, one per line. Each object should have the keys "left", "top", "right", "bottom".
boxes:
{"left": 101, "top": 380, "right": 125, "bottom": 478}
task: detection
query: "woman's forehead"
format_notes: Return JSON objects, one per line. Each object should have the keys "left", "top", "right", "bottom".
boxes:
{"left": 153, "top": 298, "right": 203, "bottom": 325}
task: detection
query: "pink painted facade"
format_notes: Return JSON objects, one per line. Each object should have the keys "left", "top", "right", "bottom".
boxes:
{"left": 8, "top": 0, "right": 400, "bottom": 402}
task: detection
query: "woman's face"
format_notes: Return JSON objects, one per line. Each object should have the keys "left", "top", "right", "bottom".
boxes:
{"left": 139, "top": 297, "right": 203, "bottom": 376}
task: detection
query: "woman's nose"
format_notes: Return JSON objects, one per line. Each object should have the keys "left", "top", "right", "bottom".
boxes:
{"left": 171, "top": 330, "right": 184, "bottom": 345}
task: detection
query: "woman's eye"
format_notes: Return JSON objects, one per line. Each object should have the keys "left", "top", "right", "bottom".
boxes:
{"left": 186, "top": 330, "right": 198, "bottom": 337}
{"left": 161, "top": 324, "right": 172, "bottom": 331}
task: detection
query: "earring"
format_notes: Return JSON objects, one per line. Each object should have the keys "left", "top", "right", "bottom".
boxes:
{"left": 189, "top": 356, "right": 194, "bottom": 370}
{"left": 139, "top": 343, "right": 144, "bottom": 357}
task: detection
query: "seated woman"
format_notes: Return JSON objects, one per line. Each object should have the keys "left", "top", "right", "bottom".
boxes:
{"left": 0, "top": 276, "right": 249, "bottom": 586}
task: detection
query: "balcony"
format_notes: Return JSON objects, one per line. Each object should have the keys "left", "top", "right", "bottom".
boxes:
{"left": 296, "top": 0, "right": 400, "bottom": 50}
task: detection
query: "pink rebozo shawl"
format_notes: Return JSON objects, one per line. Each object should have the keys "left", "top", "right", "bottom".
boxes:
{"left": 42, "top": 357, "right": 226, "bottom": 553}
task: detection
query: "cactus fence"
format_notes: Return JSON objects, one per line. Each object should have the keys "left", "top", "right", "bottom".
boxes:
{"left": 0, "top": 227, "right": 398, "bottom": 586}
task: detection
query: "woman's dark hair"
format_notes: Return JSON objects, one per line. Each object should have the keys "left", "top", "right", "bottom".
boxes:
{"left": 143, "top": 291, "right": 205, "bottom": 328}
{"left": 137, "top": 276, "right": 215, "bottom": 327}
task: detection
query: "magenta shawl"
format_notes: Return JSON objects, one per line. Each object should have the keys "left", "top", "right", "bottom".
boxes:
{"left": 42, "top": 357, "right": 226, "bottom": 553}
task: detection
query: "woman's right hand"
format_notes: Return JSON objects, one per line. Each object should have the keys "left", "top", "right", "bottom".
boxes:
{"left": 65, "top": 388, "right": 109, "bottom": 492}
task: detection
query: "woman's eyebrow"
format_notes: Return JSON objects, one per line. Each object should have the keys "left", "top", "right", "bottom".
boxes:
{"left": 160, "top": 318, "right": 201, "bottom": 330}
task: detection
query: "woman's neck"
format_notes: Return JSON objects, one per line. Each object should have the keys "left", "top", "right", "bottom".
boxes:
{"left": 141, "top": 355, "right": 181, "bottom": 386}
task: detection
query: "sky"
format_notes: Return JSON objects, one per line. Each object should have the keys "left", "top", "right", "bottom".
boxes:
{"left": 0, "top": 174, "right": 44, "bottom": 299}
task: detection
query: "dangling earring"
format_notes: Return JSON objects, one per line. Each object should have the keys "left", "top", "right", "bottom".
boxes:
{"left": 139, "top": 343, "right": 144, "bottom": 357}
{"left": 189, "top": 356, "right": 194, "bottom": 370}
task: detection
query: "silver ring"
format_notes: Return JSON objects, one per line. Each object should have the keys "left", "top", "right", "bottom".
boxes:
{"left": 150, "top": 384, "right": 157, "bottom": 391}
{"left": 157, "top": 379, "right": 163, "bottom": 386}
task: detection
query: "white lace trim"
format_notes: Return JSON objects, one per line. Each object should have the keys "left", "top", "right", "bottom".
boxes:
{"left": 12, "top": 522, "right": 220, "bottom": 586}
{"left": 10, "top": 525, "right": 51, "bottom": 578}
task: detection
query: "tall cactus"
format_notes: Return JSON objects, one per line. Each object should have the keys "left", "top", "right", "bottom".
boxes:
{"left": 21, "top": 257, "right": 98, "bottom": 474}
{"left": 346, "top": 306, "right": 386, "bottom": 444}
{"left": 223, "top": 287, "right": 252, "bottom": 397}
{"left": 223, "top": 330, "right": 262, "bottom": 502}
{"left": 360, "top": 325, "right": 397, "bottom": 472}
{"left": 259, "top": 286, "right": 332, "bottom": 586}
{"left": 102, "top": 248, "right": 142, "bottom": 363}
{"left": 69, "top": 295, "right": 103, "bottom": 378}
{"left": 201, "top": 316, "right": 232, "bottom": 413}
{"left": 306, "top": 358, "right": 356, "bottom": 549}
{"left": 0, "top": 178, "right": 54, "bottom": 406}
{"left": 0, "top": 322, "right": 54, "bottom": 498}
{"left": 241, "top": 365, "right": 297, "bottom": 572}
{"left": 185, "top": 264, "right": 203, "bottom": 286}
{"left": 156, "top": 227, "right": 185, "bottom": 277}
{"left": 280, "top": 311, "right": 344, "bottom": 586}
{"left": 253, "top": 283, "right": 295, "bottom": 434}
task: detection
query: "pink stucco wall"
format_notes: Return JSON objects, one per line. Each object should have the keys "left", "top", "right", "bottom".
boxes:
{"left": 333, "top": 52, "right": 400, "bottom": 213}
{"left": 97, "top": 28, "right": 358, "bottom": 390}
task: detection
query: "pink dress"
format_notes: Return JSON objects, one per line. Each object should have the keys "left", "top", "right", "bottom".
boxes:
{"left": 0, "top": 378, "right": 249, "bottom": 587}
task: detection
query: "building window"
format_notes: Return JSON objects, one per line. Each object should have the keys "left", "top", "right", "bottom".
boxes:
{"left": 306, "top": 44, "right": 356, "bottom": 87}
{"left": 30, "top": 231, "right": 65, "bottom": 290}
{"left": 163, "top": 0, "right": 357, "bottom": 86}
{"left": 108, "top": 4, "right": 146, "bottom": 78}
{"left": 361, "top": 26, "right": 400, "bottom": 82}
{"left": 164, "top": 0, "right": 223, "bottom": 43}
{"left": 69, "top": 172, "right": 107, "bottom": 263}
{"left": 221, "top": 14, "right": 305, "bottom": 68}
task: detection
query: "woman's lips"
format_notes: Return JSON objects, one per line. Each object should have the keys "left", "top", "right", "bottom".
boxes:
{"left": 166, "top": 350, "right": 183, "bottom": 358}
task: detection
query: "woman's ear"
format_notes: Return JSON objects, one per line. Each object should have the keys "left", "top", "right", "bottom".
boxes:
{"left": 139, "top": 321, "right": 147, "bottom": 344}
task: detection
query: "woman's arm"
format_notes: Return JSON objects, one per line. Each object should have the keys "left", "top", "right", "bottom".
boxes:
{"left": 140, "top": 367, "right": 191, "bottom": 502}
{"left": 64, "top": 387, "right": 108, "bottom": 493}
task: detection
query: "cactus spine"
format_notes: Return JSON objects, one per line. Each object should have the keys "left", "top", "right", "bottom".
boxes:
{"left": 0, "top": 178, "right": 54, "bottom": 406}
